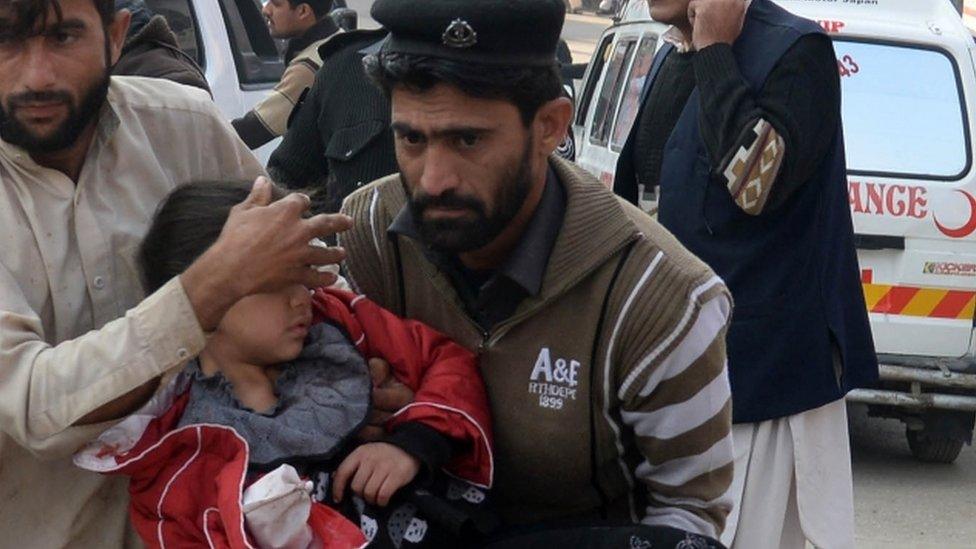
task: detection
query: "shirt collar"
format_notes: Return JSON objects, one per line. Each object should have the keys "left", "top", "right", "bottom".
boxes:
{"left": 389, "top": 167, "right": 566, "bottom": 297}
{"left": 285, "top": 17, "right": 340, "bottom": 64}
{"left": 661, "top": 27, "right": 693, "bottom": 53}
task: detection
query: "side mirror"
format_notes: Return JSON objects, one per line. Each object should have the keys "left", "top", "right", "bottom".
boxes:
{"left": 330, "top": 8, "right": 357, "bottom": 31}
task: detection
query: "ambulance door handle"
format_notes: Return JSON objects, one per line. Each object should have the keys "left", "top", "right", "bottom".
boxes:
{"left": 853, "top": 234, "right": 905, "bottom": 251}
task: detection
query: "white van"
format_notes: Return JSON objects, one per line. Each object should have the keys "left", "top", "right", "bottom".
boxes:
{"left": 574, "top": 0, "right": 976, "bottom": 463}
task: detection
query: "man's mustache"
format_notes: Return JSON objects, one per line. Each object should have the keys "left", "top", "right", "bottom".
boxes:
{"left": 8, "top": 90, "right": 72, "bottom": 109}
{"left": 412, "top": 191, "right": 485, "bottom": 215}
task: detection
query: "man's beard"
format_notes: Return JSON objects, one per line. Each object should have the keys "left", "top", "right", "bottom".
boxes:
{"left": 405, "top": 137, "right": 534, "bottom": 254}
{"left": 0, "top": 70, "right": 111, "bottom": 154}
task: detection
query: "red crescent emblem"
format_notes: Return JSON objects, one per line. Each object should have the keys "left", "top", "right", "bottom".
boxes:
{"left": 934, "top": 190, "right": 976, "bottom": 238}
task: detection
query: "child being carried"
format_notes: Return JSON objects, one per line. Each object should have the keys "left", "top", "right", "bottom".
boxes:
{"left": 74, "top": 181, "right": 494, "bottom": 549}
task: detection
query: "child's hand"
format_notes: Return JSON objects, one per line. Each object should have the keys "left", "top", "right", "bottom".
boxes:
{"left": 332, "top": 442, "right": 420, "bottom": 507}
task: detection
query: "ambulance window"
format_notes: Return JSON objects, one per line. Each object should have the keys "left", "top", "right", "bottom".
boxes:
{"left": 576, "top": 35, "right": 615, "bottom": 127}
{"left": 145, "top": 0, "right": 203, "bottom": 67}
{"left": 836, "top": 40, "right": 970, "bottom": 180}
{"left": 610, "top": 34, "right": 658, "bottom": 151}
{"left": 590, "top": 38, "right": 637, "bottom": 147}
{"left": 219, "top": 0, "right": 286, "bottom": 86}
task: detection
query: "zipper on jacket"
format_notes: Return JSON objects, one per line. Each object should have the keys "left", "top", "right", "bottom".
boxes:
{"left": 480, "top": 233, "right": 641, "bottom": 350}
{"left": 477, "top": 330, "right": 491, "bottom": 354}
{"left": 430, "top": 233, "right": 640, "bottom": 355}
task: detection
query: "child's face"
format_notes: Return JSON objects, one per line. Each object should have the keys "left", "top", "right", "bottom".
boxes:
{"left": 215, "top": 284, "right": 313, "bottom": 365}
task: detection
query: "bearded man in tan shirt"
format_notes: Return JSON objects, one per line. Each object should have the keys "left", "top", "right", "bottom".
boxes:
{"left": 0, "top": 0, "right": 351, "bottom": 545}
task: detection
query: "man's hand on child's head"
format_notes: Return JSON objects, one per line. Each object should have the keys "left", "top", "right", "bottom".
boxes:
{"left": 332, "top": 442, "right": 420, "bottom": 507}
{"left": 181, "top": 177, "right": 353, "bottom": 331}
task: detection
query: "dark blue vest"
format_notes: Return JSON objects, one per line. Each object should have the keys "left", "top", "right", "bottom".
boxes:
{"left": 615, "top": 0, "right": 878, "bottom": 423}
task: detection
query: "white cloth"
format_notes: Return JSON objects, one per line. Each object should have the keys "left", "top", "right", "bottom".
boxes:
{"left": 721, "top": 398, "right": 854, "bottom": 549}
{"left": 242, "top": 464, "right": 320, "bottom": 549}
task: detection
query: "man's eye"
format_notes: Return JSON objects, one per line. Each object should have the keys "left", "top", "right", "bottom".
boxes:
{"left": 53, "top": 32, "right": 76, "bottom": 44}
{"left": 402, "top": 133, "right": 424, "bottom": 145}
{"left": 457, "top": 134, "right": 479, "bottom": 148}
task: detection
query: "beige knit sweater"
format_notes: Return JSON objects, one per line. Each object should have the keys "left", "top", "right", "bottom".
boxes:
{"left": 340, "top": 157, "right": 734, "bottom": 537}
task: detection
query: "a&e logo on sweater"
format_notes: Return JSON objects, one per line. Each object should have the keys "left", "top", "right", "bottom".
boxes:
{"left": 527, "top": 347, "right": 581, "bottom": 410}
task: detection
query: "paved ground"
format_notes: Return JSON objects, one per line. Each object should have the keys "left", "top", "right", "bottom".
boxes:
{"left": 849, "top": 404, "right": 976, "bottom": 548}
{"left": 342, "top": 2, "right": 976, "bottom": 545}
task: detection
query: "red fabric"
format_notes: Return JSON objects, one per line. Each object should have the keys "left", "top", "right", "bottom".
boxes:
{"left": 311, "top": 288, "right": 494, "bottom": 487}
{"left": 95, "top": 287, "right": 491, "bottom": 548}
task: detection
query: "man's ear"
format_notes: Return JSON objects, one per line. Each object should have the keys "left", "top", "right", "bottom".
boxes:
{"left": 298, "top": 3, "right": 316, "bottom": 22}
{"left": 107, "top": 9, "right": 132, "bottom": 65}
{"left": 533, "top": 96, "right": 574, "bottom": 157}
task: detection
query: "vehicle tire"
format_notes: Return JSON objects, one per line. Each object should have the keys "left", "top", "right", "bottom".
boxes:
{"left": 906, "top": 428, "right": 964, "bottom": 463}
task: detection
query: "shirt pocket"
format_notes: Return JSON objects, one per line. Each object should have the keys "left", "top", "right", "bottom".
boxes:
{"left": 324, "top": 119, "right": 387, "bottom": 163}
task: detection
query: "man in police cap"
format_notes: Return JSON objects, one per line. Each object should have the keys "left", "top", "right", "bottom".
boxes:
{"left": 339, "top": 0, "right": 735, "bottom": 545}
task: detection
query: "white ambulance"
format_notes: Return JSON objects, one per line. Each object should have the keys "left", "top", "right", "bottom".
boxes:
{"left": 574, "top": 0, "right": 976, "bottom": 462}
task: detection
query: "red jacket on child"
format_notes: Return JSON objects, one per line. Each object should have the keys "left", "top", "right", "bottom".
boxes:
{"left": 74, "top": 288, "right": 493, "bottom": 549}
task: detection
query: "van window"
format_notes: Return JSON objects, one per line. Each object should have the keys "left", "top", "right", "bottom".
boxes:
{"left": 219, "top": 0, "right": 286, "bottom": 86}
{"left": 146, "top": 0, "right": 203, "bottom": 67}
{"left": 590, "top": 37, "right": 638, "bottom": 146}
{"left": 610, "top": 34, "right": 658, "bottom": 151}
{"left": 576, "top": 34, "right": 615, "bottom": 127}
{"left": 835, "top": 40, "right": 970, "bottom": 180}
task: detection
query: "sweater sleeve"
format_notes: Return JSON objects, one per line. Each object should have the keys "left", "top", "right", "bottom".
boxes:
{"left": 268, "top": 65, "right": 331, "bottom": 191}
{"left": 384, "top": 422, "right": 454, "bottom": 484}
{"left": 233, "top": 61, "right": 318, "bottom": 149}
{"left": 610, "top": 253, "right": 734, "bottom": 539}
{"left": 694, "top": 34, "right": 840, "bottom": 215}
{"left": 311, "top": 288, "right": 494, "bottom": 488}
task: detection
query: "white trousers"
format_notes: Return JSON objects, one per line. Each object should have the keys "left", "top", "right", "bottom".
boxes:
{"left": 721, "top": 398, "right": 855, "bottom": 549}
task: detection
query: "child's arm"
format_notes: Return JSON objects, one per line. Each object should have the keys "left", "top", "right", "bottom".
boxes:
{"left": 311, "top": 288, "right": 494, "bottom": 489}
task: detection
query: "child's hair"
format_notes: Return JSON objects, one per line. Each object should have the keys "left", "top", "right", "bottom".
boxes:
{"left": 140, "top": 181, "right": 288, "bottom": 293}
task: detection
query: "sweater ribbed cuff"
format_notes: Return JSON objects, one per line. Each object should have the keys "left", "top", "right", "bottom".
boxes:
{"left": 692, "top": 43, "right": 741, "bottom": 90}
{"left": 384, "top": 422, "right": 453, "bottom": 486}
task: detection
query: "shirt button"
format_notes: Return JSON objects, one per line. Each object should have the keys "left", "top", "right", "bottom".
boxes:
{"left": 92, "top": 276, "right": 105, "bottom": 289}
{"left": 177, "top": 348, "right": 190, "bottom": 360}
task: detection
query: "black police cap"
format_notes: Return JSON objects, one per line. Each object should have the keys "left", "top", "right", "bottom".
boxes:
{"left": 371, "top": 0, "right": 566, "bottom": 67}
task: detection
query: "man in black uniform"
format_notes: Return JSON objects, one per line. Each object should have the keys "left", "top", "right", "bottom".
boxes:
{"left": 268, "top": 29, "right": 398, "bottom": 214}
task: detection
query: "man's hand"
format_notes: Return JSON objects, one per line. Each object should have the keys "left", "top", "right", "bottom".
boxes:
{"left": 358, "top": 358, "right": 415, "bottom": 441}
{"left": 688, "top": 0, "right": 747, "bottom": 51}
{"left": 181, "top": 177, "right": 353, "bottom": 331}
{"left": 332, "top": 442, "right": 421, "bottom": 507}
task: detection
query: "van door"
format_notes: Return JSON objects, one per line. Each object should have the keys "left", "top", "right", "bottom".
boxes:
{"left": 575, "top": 26, "right": 660, "bottom": 189}
{"left": 835, "top": 38, "right": 976, "bottom": 359}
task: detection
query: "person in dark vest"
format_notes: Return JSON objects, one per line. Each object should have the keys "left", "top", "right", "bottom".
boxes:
{"left": 231, "top": 0, "right": 340, "bottom": 149}
{"left": 336, "top": 0, "right": 739, "bottom": 547}
{"left": 613, "top": 0, "right": 878, "bottom": 547}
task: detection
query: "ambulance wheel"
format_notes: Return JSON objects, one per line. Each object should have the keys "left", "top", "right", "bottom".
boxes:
{"left": 906, "top": 428, "right": 964, "bottom": 464}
